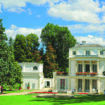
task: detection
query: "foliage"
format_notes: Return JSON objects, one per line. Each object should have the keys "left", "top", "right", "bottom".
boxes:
{"left": 14, "top": 34, "right": 27, "bottom": 62}
{"left": 44, "top": 43, "right": 58, "bottom": 78}
{"left": 41, "top": 23, "right": 76, "bottom": 71}
{"left": 0, "top": 19, "right": 22, "bottom": 93}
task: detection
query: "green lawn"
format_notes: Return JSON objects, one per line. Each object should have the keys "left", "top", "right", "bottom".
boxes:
{"left": 0, "top": 94, "right": 105, "bottom": 105}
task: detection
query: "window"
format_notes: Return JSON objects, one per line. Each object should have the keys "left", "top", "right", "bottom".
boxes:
{"left": 32, "top": 83, "right": 35, "bottom": 89}
{"left": 78, "top": 64, "right": 82, "bottom": 72}
{"left": 33, "top": 66, "right": 38, "bottom": 70}
{"left": 100, "top": 51, "right": 103, "bottom": 55}
{"left": 60, "top": 79, "right": 65, "bottom": 89}
{"left": 86, "top": 50, "right": 90, "bottom": 55}
{"left": 85, "top": 64, "right": 90, "bottom": 72}
{"left": 85, "top": 80, "right": 90, "bottom": 92}
{"left": 92, "top": 64, "right": 97, "bottom": 72}
{"left": 78, "top": 79, "right": 82, "bottom": 92}
{"left": 92, "top": 80, "right": 97, "bottom": 90}
{"left": 72, "top": 51, "right": 76, "bottom": 55}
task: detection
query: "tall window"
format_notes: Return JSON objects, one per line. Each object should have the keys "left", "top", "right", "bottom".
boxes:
{"left": 85, "top": 64, "right": 90, "bottom": 72}
{"left": 78, "top": 64, "right": 82, "bottom": 72}
{"left": 92, "top": 64, "right": 97, "bottom": 72}
{"left": 92, "top": 80, "right": 97, "bottom": 90}
{"left": 86, "top": 50, "right": 90, "bottom": 55}
{"left": 72, "top": 51, "right": 76, "bottom": 55}
{"left": 85, "top": 80, "right": 90, "bottom": 92}
{"left": 100, "top": 51, "right": 103, "bottom": 55}
{"left": 78, "top": 79, "right": 82, "bottom": 92}
{"left": 60, "top": 79, "right": 65, "bottom": 89}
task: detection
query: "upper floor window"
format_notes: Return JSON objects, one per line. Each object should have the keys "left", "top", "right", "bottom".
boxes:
{"left": 92, "top": 64, "right": 97, "bottom": 72}
{"left": 100, "top": 51, "right": 103, "bottom": 55}
{"left": 78, "top": 64, "right": 82, "bottom": 72}
{"left": 72, "top": 51, "right": 76, "bottom": 55}
{"left": 85, "top": 64, "right": 90, "bottom": 72}
{"left": 86, "top": 50, "right": 90, "bottom": 55}
{"left": 33, "top": 66, "right": 38, "bottom": 70}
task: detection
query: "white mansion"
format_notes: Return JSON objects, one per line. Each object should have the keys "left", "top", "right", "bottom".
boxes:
{"left": 20, "top": 42, "right": 105, "bottom": 94}
{"left": 54, "top": 42, "right": 105, "bottom": 93}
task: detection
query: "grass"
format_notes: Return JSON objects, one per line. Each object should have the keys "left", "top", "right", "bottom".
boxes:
{"left": 0, "top": 94, "right": 105, "bottom": 105}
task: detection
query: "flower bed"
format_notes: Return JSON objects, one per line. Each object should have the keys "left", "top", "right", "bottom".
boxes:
{"left": 78, "top": 93, "right": 88, "bottom": 94}
{"left": 76, "top": 72, "right": 97, "bottom": 76}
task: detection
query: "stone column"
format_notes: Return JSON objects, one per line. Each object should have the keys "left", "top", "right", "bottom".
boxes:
{"left": 83, "top": 61, "right": 85, "bottom": 72}
{"left": 90, "top": 61, "right": 92, "bottom": 73}
{"left": 98, "top": 79, "right": 101, "bottom": 93}
{"left": 75, "top": 79, "right": 78, "bottom": 92}
{"left": 90, "top": 79, "right": 92, "bottom": 93}
{"left": 82, "top": 79, "right": 85, "bottom": 92}
{"left": 97, "top": 61, "right": 99, "bottom": 74}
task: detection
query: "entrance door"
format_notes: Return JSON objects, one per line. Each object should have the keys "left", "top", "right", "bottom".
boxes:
{"left": 78, "top": 79, "right": 82, "bottom": 92}
{"left": 60, "top": 79, "right": 65, "bottom": 90}
{"left": 85, "top": 80, "right": 90, "bottom": 92}
{"left": 32, "top": 83, "right": 35, "bottom": 89}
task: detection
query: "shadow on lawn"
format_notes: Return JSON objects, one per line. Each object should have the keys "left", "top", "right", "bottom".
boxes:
{"left": 30, "top": 95, "right": 105, "bottom": 105}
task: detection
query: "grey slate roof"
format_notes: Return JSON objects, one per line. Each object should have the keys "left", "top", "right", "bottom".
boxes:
{"left": 74, "top": 44, "right": 103, "bottom": 48}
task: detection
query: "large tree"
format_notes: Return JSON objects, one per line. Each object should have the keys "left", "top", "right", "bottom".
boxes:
{"left": 44, "top": 43, "right": 58, "bottom": 78}
{"left": 41, "top": 23, "right": 76, "bottom": 71}
{"left": 0, "top": 19, "right": 22, "bottom": 93}
{"left": 26, "top": 33, "right": 39, "bottom": 61}
{"left": 14, "top": 34, "right": 27, "bottom": 62}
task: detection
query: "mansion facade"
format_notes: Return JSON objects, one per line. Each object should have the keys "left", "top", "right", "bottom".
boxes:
{"left": 54, "top": 42, "right": 105, "bottom": 93}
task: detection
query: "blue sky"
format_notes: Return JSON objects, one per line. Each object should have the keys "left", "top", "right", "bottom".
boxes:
{"left": 0, "top": 0, "right": 105, "bottom": 45}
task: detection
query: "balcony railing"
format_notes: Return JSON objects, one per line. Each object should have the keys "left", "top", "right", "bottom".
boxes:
{"left": 76, "top": 72, "right": 97, "bottom": 76}
{"left": 56, "top": 72, "right": 68, "bottom": 76}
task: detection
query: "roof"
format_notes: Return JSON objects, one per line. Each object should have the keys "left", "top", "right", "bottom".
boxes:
{"left": 74, "top": 44, "right": 103, "bottom": 48}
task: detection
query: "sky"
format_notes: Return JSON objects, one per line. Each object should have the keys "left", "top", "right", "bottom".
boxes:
{"left": 0, "top": 0, "right": 105, "bottom": 45}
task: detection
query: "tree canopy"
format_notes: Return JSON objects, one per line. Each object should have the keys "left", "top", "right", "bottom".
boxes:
{"left": 41, "top": 23, "right": 76, "bottom": 71}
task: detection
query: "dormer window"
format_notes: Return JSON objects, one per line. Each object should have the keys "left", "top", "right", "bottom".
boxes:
{"left": 100, "top": 51, "right": 103, "bottom": 55}
{"left": 33, "top": 66, "right": 38, "bottom": 70}
{"left": 86, "top": 50, "right": 90, "bottom": 55}
{"left": 73, "top": 51, "right": 76, "bottom": 55}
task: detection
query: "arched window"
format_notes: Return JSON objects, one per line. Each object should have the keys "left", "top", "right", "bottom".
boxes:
{"left": 33, "top": 66, "right": 38, "bottom": 70}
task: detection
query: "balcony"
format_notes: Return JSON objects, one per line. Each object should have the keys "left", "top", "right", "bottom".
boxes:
{"left": 76, "top": 72, "right": 97, "bottom": 76}
{"left": 56, "top": 72, "right": 68, "bottom": 76}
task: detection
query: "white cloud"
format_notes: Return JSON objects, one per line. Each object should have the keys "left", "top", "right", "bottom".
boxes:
{"left": 5, "top": 24, "right": 42, "bottom": 39}
{"left": 68, "top": 24, "right": 105, "bottom": 34}
{"left": 76, "top": 35, "right": 105, "bottom": 46}
{"left": 48, "top": 0, "right": 101, "bottom": 23}
{"left": 0, "top": 0, "right": 60, "bottom": 12}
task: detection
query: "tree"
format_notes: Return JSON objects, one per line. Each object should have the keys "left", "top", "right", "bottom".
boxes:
{"left": 8, "top": 37, "right": 22, "bottom": 90}
{"left": 0, "top": 20, "right": 22, "bottom": 93}
{"left": 14, "top": 34, "right": 27, "bottom": 62}
{"left": 26, "top": 33, "right": 39, "bottom": 61}
{"left": 0, "top": 19, "right": 9, "bottom": 93}
{"left": 44, "top": 43, "right": 58, "bottom": 78}
{"left": 41, "top": 23, "right": 76, "bottom": 71}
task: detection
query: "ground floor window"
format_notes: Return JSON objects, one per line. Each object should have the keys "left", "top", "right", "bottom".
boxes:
{"left": 85, "top": 80, "right": 90, "bottom": 92}
{"left": 78, "top": 79, "right": 82, "bottom": 92}
{"left": 60, "top": 79, "right": 65, "bottom": 89}
{"left": 92, "top": 80, "right": 97, "bottom": 90}
{"left": 32, "top": 83, "right": 35, "bottom": 89}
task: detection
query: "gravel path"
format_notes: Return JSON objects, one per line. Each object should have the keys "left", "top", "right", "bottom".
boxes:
{"left": 0, "top": 88, "right": 52, "bottom": 96}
